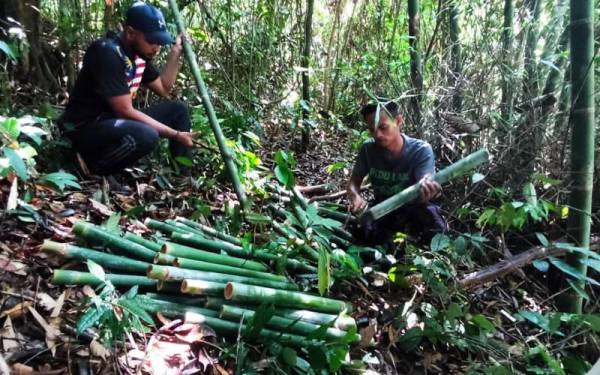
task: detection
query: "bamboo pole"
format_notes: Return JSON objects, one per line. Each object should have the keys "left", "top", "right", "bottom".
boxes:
{"left": 72, "top": 222, "right": 157, "bottom": 262}
{"left": 147, "top": 265, "right": 298, "bottom": 291}
{"left": 165, "top": 219, "right": 206, "bottom": 236}
{"left": 144, "top": 293, "right": 206, "bottom": 306}
{"left": 162, "top": 242, "right": 267, "bottom": 272}
{"left": 123, "top": 232, "right": 164, "bottom": 252}
{"left": 361, "top": 149, "right": 490, "bottom": 223}
{"left": 175, "top": 217, "right": 242, "bottom": 246}
{"left": 167, "top": 0, "right": 248, "bottom": 209}
{"left": 219, "top": 305, "right": 353, "bottom": 341}
{"left": 145, "top": 218, "right": 188, "bottom": 235}
{"left": 181, "top": 279, "right": 226, "bottom": 296}
{"left": 52, "top": 270, "right": 157, "bottom": 288}
{"left": 274, "top": 308, "right": 356, "bottom": 331}
{"left": 42, "top": 240, "right": 149, "bottom": 274}
{"left": 174, "top": 257, "right": 287, "bottom": 282}
{"left": 224, "top": 282, "right": 350, "bottom": 313}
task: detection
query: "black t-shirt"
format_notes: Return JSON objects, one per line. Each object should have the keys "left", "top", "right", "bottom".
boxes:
{"left": 351, "top": 135, "right": 435, "bottom": 202}
{"left": 63, "top": 34, "right": 160, "bottom": 125}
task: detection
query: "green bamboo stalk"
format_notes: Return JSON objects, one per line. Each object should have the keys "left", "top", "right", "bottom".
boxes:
{"left": 145, "top": 218, "right": 188, "bottom": 235}
{"left": 171, "top": 230, "right": 316, "bottom": 273}
{"left": 162, "top": 242, "right": 267, "bottom": 272}
{"left": 167, "top": 0, "right": 248, "bottom": 209}
{"left": 224, "top": 282, "right": 350, "bottom": 313}
{"left": 220, "top": 305, "right": 354, "bottom": 341}
{"left": 274, "top": 308, "right": 356, "bottom": 331}
{"left": 42, "top": 240, "right": 149, "bottom": 274}
{"left": 145, "top": 293, "right": 206, "bottom": 306}
{"left": 155, "top": 280, "right": 182, "bottom": 293}
{"left": 558, "top": 0, "right": 595, "bottom": 313}
{"left": 123, "top": 232, "right": 164, "bottom": 252}
{"left": 181, "top": 279, "right": 226, "bottom": 296}
{"left": 154, "top": 252, "right": 176, "bottom": 265}
{"left": 147, "top": 265, "right": 298, "bottom": 291}
{"left": 165, "top": 219, "right": 206, "bottom": 236}
{"left": 147, "top": 298, "right": 311, "bottom": 346}
{"left": 175, "top": 257, "right": 287, "bottom": 282}
{"left": 500, "top": 0, "right": 514, "bottom": 125}
{"left": 72, "top": 222, "right": 157, "bottom": 262}
{"left": 448, "top": 0, "right": 462, "bottom": 112}
{"left": 52, "top": 270, "right": 157, "bottom": 288}
{"left": 362, "top": 149, "right": 490, "bottom": 222}
{"left": 176, "top": 217, "right": 242, "bottom": 246}
{"left": 408, "top": 0, "right": 423, "bottom": 128}
{"left": 317, "top": 207, "right": 356, "bottom": 224}
{"left": 204, "top": 297, "right": 254, "bottom": 310}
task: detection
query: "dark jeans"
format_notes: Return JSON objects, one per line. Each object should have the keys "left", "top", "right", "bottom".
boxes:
{"left": 63, "top": 101, "right": 191, "bottom": 175}
{"left": 351, "top": 202, "right": 448, "bottom": 248}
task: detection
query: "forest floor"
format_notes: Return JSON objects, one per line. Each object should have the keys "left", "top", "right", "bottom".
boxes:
{"left": 0, "top": 119, "right": 597, "bottom": 374}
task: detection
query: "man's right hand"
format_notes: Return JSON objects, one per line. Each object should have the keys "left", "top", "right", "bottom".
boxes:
{"left": 174, "top": 131, "right": 194, "bottom": 148}
{"left": 349, "top": 194, "right": 368, "bottom": 214}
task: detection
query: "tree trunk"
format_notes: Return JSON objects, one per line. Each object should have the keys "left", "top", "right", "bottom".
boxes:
{"left": 500, "top": 0, "right": 514, "bottom": 126}
{"left": 556, "top": 0, "right": 595, "bottom": 313}
{"left": 448, "top": 0, "right": 462, "bottom": 112}
{"left": 301, "top": 0, "right": 314, "bottom": 150}
{"left": 408, "top": 0, "right": 423, "bottom": 132}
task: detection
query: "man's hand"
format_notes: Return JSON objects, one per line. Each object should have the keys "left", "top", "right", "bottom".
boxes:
{"left": 174, "top": 131, "right": 194, "bottom": 148}
{"left": 172, "top": 33, "right": 186, "bottom": 57}
{"left": 419, "top": 175, "right": 442, "bottom": 203}
{"left": 349, "top": 194, "right": 368, "bottom": 214}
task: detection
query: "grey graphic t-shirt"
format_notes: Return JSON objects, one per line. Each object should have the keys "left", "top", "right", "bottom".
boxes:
{"left": 351, "top": 135, "right": 435, "bottom": 201}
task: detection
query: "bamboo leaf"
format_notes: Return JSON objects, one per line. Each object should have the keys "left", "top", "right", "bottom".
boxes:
{"left": 549, "top": 257, "right": 600, "bottom": 286}
{"left": 4, "top": 148, "right": 28, "bottom": 181}
{"left": 86, "top": 260, "right": 106, "bottom": 282}
{"left": 317, "top": 247, "right": 330, "bottom": 296}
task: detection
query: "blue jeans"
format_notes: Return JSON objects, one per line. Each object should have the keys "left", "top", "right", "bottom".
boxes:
{"left": 63, "top": 101, "right": 191, "bottom": 175}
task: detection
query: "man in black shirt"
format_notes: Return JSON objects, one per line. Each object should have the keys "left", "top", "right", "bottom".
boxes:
{"left": 347, "top": 102, "right": 447, "bottom": 247}
{"left": 61, "top": 2, "right": 194, "bottom": 175}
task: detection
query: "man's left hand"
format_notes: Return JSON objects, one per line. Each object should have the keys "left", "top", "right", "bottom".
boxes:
{"left": 419, "top": 175, "right": 442, "bottom": 203}
{"left": 172, "top": 33, "right": 186, "bottom": 57}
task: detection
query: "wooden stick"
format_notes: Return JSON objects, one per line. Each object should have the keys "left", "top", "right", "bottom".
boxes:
{"left": 308, "top": 184, "right": 370, "bottom": 203}
{"left": 296, "top": 183, "right": 335, "bottom": 195}
{"left": 458, "top": 237, "right": 600, "bottom": 289}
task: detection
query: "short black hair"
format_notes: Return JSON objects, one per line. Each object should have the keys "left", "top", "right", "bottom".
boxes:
{"left": 360, "top": 101, "right": 400, "bottom": 118}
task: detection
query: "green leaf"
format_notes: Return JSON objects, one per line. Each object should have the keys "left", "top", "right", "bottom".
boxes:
{"left": 325, "top": 161, "right": 347, "bottom": 174}
{"left": 280, "top": 347, "right": 297, "bottom": 367}
{"left": 470, "top": 314, "right": 495, "bottom": 332}
{"left": 77, "top": 304, "right": 109, "bottom": 335}
{"left": 471, "top": 172, "right": 485, "bottom": 184}
{"left": 102, "top": 213, "right": 122, "bottom": 234}
{"left": 39, "top": 171, "right": 81, "bottom": 192}
{"left": 533, "top": 259, "right": 550, "bottom": 273}
{"left": 1, "top": 117, "right": 20, "bottom": 139}
{"left": 120, "top": 297, "right": 154, "bottom": 325}
{"left": 396, "top": 327, "right": 423, "bottom": 351}
{"left": 4, "top": 148, "right": 28, "bottom": 181}
{"left": 549, "top": 257, "right": 600, "bottom": 286}
{"left": 87, "top": 260, "right": 106, "bottom": 282}
{"left": 566, "top": 279, "right": 590, "bottom": 301}
{"left": 561, "top": 354, "right": 591, "bottom": 375}
{"left": 0, "top": 41, "right": 18, "bottom": 61}
{"left": 581, "top": 314, "right": 600, "bottom": 332}
{"left": 175, "top": 156, "right": 193, "bottom": 167}
{"left": 430, "top": 233, "right": 450, "bottom": 252}
{"left": 317, "top": 247, "right": 330, "bottom": 296}
{"left": 535, "top": 232, "right": 549, "bottom": 247}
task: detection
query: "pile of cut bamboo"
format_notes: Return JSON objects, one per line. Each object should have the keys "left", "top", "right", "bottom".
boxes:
{"left": 45, "top": 219, "right": 357, "bottom": 346}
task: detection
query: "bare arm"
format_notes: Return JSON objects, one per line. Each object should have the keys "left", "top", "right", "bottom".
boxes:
{"left": 147, "top": 34, "right": 184, "bottom": 97}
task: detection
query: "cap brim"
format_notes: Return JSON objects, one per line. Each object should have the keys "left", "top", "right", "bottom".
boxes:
{"left": 145, "top": 31, "right": 173, "bottom": 45}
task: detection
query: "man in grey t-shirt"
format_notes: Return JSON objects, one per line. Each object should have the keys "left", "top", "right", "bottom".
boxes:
{"left": 347, "top": 102, "right": 447, "bottom": 247}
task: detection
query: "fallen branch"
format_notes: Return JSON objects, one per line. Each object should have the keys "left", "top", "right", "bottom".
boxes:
{"left": 309, "top": 184, "right": 370, "bottom": 203}
{"left": 297, "top": 183, "right": 335, "bottom": 195}
{"left": 458, "top": 237, "right": 600, "bottom": 289}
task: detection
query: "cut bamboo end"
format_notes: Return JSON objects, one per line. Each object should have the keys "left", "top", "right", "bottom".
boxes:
{"left": 147, "top": 265, "right": 169, "bottom": 280}
{"left": 155, "top": 253, "right": 174, "bottom": 265}
{"left": 41, "top": 240, "right": 67, "bottom": 255}
{"left": 224, "top": 282, "right": 234, "bottom": 300}
{"left": 71, "top": 221, "right": 87, "bottom": 235}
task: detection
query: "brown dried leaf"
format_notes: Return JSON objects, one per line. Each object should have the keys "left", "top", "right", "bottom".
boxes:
{"left": 27, "top": 306, "right": 60, "bottom": 356}
{"left": 1, "top": 301, "right": 32, "bottom": 319}
{"left": 0, "top": 255, "right": 27, "bottom": 276}
{"left": 90, "top": 339, "right": 110, "bottom": 360}
{"left": 2, "top": 316, "right": 19, "bottom": 351}
{"left": 36, "top": 293, "right": 56, "bottom": 311}
{"left": 89, "top": 198, "right": 114, "bottom": 217}
{"left": 50, "top": 291, "right": 66, "bottom": 318}
{"left": 7, "top": 177, "right": 18, "bottom": 211}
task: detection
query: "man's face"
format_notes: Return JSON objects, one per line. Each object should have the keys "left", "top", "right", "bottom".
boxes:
{"left": 365, "top": 110, "right": 402, "bottom": 149}
{"left": 129, "top": 28, "right": 162, "bottom": 60}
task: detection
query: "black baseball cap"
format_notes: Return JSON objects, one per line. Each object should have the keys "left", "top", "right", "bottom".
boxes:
{"left": 126, "top": 2, "right": 173, "bottom": 45}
